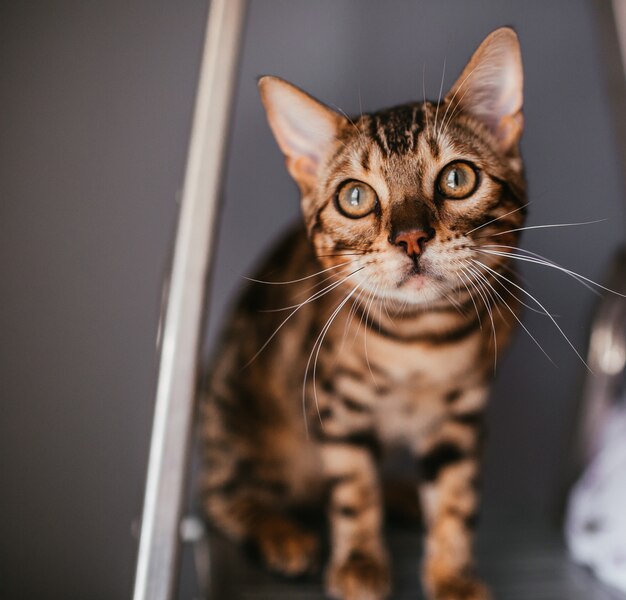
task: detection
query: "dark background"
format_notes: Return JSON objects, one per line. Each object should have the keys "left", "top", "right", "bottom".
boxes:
{"left": 1, "top": 1, "right": 624, "bottom": 599}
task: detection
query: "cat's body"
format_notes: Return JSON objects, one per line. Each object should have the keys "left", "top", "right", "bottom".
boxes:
{"left": 201, "top": 28, "right": 525, "bottom": 600}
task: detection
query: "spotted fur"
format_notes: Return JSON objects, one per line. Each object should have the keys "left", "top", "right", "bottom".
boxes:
{"left": 201, "top": 27, "right": 525, "bottom": 600}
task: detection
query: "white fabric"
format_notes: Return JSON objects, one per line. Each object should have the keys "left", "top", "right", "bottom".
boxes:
{"left": 566, "top": 403, "right": 626, "bottom": 593}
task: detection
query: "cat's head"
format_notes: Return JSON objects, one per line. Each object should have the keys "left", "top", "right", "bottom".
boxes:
{"left": 259, "top": 27, "right": 526, "bottom": 308}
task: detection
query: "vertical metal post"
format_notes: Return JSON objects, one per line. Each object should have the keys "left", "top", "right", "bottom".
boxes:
{"left": 132, "top": 2, "right": 247, "bottom": 599}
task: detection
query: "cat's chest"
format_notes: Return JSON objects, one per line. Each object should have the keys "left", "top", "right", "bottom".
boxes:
{"left": 332, "top": 312, "right": 483, "bottom": 386}
{"left": 319, "top": 322, "right": 483, "bottom": 446}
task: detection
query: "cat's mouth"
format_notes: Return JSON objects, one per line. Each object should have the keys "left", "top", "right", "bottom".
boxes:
{"left": 396, "top": 261, "right": 428, "bottom": 289}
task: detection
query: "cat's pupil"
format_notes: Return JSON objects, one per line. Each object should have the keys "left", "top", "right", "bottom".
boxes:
{"left": 349, "top": 187, "right": 361, "bottom": 206}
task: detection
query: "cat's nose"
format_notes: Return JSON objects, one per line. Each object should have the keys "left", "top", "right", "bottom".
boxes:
{"left": 391, "top": 228, "right": 435, "bottom": 257}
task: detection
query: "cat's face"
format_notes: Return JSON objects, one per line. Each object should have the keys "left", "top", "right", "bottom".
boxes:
{"left": 260, "top": 27, "right": 526, "bottom": 308}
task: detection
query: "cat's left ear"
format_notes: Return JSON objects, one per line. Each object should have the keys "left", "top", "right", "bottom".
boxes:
{"left": 445, "top": 27, "right": 523, "bottom": 152}
{"left": 258, "top": 76, "right": 345, "bottom": 191}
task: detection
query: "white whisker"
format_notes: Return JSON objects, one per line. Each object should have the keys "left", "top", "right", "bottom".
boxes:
{"left": 244, "top": 261, "right": 351, "bottom": 285}
{"left": 478, "top": 246, "right": 598, "bottom": 296}
{"left": 422, "top": 62, "right": 431, "bottom": 135}
{"left": 363, "top": 282, "right": 381, "bottom": 390}
{"left": 478, "top": 218, "right": 606, "bottom": 239}
{"left": 464, "top": 263, "right": 499, "bottom": 372}
{"left": 455, "top": 263, "right": 482, "bottom": 330}
{"left": 303, "top": 282, "right": 362, "bottom": 437}
{"left": 243, "top": 267, "right": 365, "bottom": 368}
{"left": 340, "top": 279, "right": 369, "bottom": 353}
{"left": 478, "top": 246, "right": 624, "bottom": 298}
{"left": 260, "top": 266, "right": 360, "bottom": 313}
{"left": 432, "top": 57, "right": 447, "bottom": 138}
{"left": 472, "top": 258, "right": 589, "bottom": 370}
{"left": 469, "top": 260, "right": 555, "bottom": 365}
{"left": 437, "top": 65, "right": 478, "bottom": 140}
{"left": 464, "top": 202, "right": 530, "bottom": 236}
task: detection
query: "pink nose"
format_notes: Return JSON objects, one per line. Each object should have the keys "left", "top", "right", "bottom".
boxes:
{"left": 392, "top": 229, "right": 434, "bottom": 257}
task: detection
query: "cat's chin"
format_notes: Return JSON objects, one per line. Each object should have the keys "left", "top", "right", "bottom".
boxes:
{"left": 377, "top": 277, "right": 445, "bottom": 308}
{"left": 397, "top": 272, "right": 428, "bottom": 290}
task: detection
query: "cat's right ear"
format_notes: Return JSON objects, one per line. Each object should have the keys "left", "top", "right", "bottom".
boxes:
{"left": 445, "top": 27, "right": 524, "bottom": 152}
{"left": 258, "top": 76, "right": 344, "bottom": 191}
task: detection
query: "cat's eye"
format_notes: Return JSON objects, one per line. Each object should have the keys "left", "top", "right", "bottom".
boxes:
{"left": 335, "top": 180, "right": 379, "bottom": 219}
{"left": 437, "top": 161, "right": 479, "bottom": 200}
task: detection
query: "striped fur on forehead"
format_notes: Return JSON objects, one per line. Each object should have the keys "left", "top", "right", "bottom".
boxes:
{"left": 313, "top": 99, "right": 525, "bottom": 212}
{"left": 364, "top": 103, "right": 425, "bottom": 156}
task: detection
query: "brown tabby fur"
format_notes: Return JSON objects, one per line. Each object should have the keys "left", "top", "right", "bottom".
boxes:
{"left": 201, "top": 28, "right": 526, "bottom": 600}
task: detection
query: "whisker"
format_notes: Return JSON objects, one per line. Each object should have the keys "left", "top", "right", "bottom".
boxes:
{"left": 259, "top": 265, "right": 363, "bottom": 312}
{"left": 303, "top": 282, "right": 362, "bottom": 437}
{"left": 472, "top": 258, "right": 590, "bottom": 370}
{"left": 470, "top": 260, "right": 556, "bottom": 317}
{"left": 244, "top": 261, "right": 352, "bottom": 286}
{"left": 454, "top": 263, "right": 482, "bottom": 330}
{"left": 422, "top": 62, "right": 431, "bottom": 135}
{"left": 463, "top": 263, "right": 499, "bottom": 372}
{"left": 476, "top": 218, "right": 606, "bottom": 239}
{"left": 478, "top": 246, "right": 598, "bottom": 296}
{"left": 432, "top": 57, "right": 447, "bottom": 139}
{"left": 363, "top": 282, "right": 381, "bottom": 389}
{"left": 438, "top": 84, "right": 472, "bottom": 141}
{"left": 437, "top": 65, "right": 478, "bottom": 140}
{"left": 464, "top": 202, "right": 531, "bottom": 236}
{"left": 477, "top": 247, "right": 624, "bottom": 298}
{"left": 317, "top": 251, "right": 367, "bottom": 258}
{"left": 469, "top": 260, "right": 555, "bottom": 366}
{"left": 243, "top": 267, "right": 365, "bottom": 368}
{"left": 340, "top": 280, "right": 369, "bottom": 353}
{"left": 329, "top": 102, "right": 367, "bottom": 147}
{"left": 357, "top": 84, "right": 364, "bottom": 120}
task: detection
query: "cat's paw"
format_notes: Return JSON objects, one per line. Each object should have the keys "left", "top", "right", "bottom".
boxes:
{"left": 325, "top": 551, "right": 391, "bottom": 600}
{"left": 254, "top": 514, "right": 319, "bottom": 576}
{"left": 432, "top": 577, "right": 491, "bottom": 600}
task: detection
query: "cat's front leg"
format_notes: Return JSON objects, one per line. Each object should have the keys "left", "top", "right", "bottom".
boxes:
{"left": 416, "top": 398, "right": 489, "bottom": 600}
{"left": 320, "top": 442, "right": 390, "bottom": 600}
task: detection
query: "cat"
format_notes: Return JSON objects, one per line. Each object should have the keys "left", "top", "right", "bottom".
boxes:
{"left": 200, "top": 26, "right": 526, "bottom": 600}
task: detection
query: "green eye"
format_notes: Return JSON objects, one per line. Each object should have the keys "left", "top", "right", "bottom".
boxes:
{"left": 336, "top": 181, "right": 379, "bottom": 218}
{"left": 437, "top": 161, "right": 478, "bottom": 199}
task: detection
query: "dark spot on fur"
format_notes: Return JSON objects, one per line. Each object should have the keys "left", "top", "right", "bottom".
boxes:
{"left": 337, "top": 504, "right": 359, "bottom": 518}
{"left": 205, "top": 477, "right": 240, "bottom": 497}
{"left": 419, "top": 443, "right": 466, "bottom": 482}
{"left": 321, "top": 432, "right": 381, "bottom": 458}
{"left": 360, "top": 147, "right": 370, "bottom": 171}
{"left": 319, "top": 407, "right": 333, "bottom": 420}
{"left": 428, "top": 135, "right": 440, "bottom": 158}
{"left": 335, "top": 366, "right": 365, "bottom": 382}
{"left": 452, "top": 411, "right": 484, "bottom": 428}
{"left": 346, "top": 550, "right": 370, "bottom": 564}
{"left": 251, "top": 479, "right": 289, "bottom": 496}
{"left": 465, "top": 510, "right": 480, "bottom": 529}
{"left": 321, "top": 379, "right": 334, "bottom": 393}
{"left": 445, "top": 389, "right": 461, "bottom": 404}
{"left": 341, "top": 396, "right": 371, "bottom": 413}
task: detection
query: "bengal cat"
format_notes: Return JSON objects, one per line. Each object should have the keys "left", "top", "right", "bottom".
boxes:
{"left": 201, "top": 27, "right": 525, "bottom": 600}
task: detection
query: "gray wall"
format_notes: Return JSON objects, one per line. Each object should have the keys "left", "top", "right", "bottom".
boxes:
{"left": 1, "top": 2, "right": 208, "bottom": 598}
{"left": 2, "top": 1, "right": 624, "bottom": 598}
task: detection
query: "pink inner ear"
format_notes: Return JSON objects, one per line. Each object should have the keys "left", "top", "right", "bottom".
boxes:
{"left": 278, "top": 120, "right": 329, "bottom": 167}
{"left": 446, "top": 29, "right": 523, "bottom": 148}
{"left": 262, "top": 82, "right": 341, "bottom": 175}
